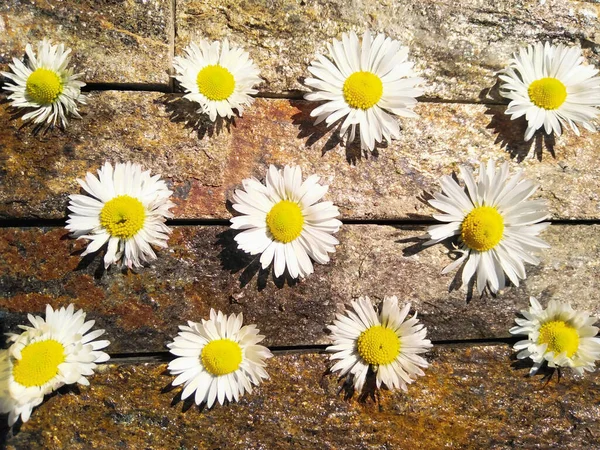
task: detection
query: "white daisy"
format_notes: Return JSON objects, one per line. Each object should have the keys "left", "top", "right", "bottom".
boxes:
{"left": 510, "top": 297, "right": 600, "bottom": 375}
{"left": 1, "top": 39, "right": 86, "bottom": 127}
{"left": 173, "top": 39, "right": 262, "bottom": 122}
{"left": 230, "top": 165, "right": 342, "bottom": 279}
{"left": 66, "top": 161, "right": 175, "bottom": 269}
{"left": 425, "top": 160, "right": 550, "bottom": 294}
{"left": 167, "top": 309, "right": 272, "bottom": 408}
{"left": 327, "top": 296, "right": 432, "bottom": 393}
{"left": 0, "top": 304, "right": 110, "bottom": 426}
{"left": 500, "top": 41, "right": 600, "bottom": 141}
{"left": 304, "top": 30, "right": 423, "bottom": 151}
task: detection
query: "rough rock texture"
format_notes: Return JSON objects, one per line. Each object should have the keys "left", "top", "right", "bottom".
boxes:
{"left": 0, "top": 0, "right": 171, "bottom": 84}
{"left": 1, "top": 225, "right": 598, "bottom": 352}
{"left": 3, "top": 347, "right": 600, "bottom": 449}
{"left": 2, "top": 94, "right": 600, "bottom": 220}
{"left": 176, "top": 0, "right": 600, "bottom": 99}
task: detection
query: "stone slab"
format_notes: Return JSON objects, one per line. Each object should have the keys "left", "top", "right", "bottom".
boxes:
{"left": 1, "top": 224, "right": 598, "bottom": 353}
{"left": 3, "top": 346, "right": 600, "bottom": 449}
{"left": 0, "top": 0, "right": 171, "bottom": 84}
{"left": 1, "top": 94, "right": 600, "bottom": 221}
{"left": 176, "top": 0, "right": 600, "bottom": 100}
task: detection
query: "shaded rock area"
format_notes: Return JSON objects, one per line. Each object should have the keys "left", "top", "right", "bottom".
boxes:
{"left": 1, "top": 94, "right": 600, "bottom": 220}
{"left": 3, "top": 347, "right": 600, "bottom": 449}
{"left": 177, "top": 0, "right": 600, "bottom": 99}
{"left": 1, "top": 225, "right": 599, "bottom": 352}
{"left": 0, "top": 0, "right": 171, "bottom": 84}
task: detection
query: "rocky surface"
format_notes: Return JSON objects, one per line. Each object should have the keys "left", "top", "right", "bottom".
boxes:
{"left": 177, "top": 0, "right": 600, "bottom": 99}
{"left": 1, "top": 224, "right": 598, "bottom": 352}
{"left": 2, "top": 94, "right": 600, "bottom": 221}
{"left": 0, "top": 0, "right": 171, "bottom": 84}
{"left": 3, "top": 347, "right": 600, "bottom": 449}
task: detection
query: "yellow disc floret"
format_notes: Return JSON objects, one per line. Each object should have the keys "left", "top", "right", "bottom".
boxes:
{"left": 343, "top": 71, "right": 383, "bottom": 110}
{"left": 266, "top": 200, "right": 304, "bottom": 243}
{"left": 100, "top": 195, "right": 146, "bottom": 239}
{"left": 201, "top": 338, "right": 243, "bottom": 376}
{"left": 357, "top": 325, "right": 401, "bottom": 366}
{"left": 196, "top": 65, "right": 235, "bottom": 101}
{"left": 528, "top": 77, "right": 567, "bottom": 110}
{"left": 538, "top": 320, "right": 580, "bottom": 357}
{"left": 26, "top": 68, "right": 63, "bottom": 105}
{"left": 461, "top": 206, "right": 504, "bottom": 252}
{"left": 12, "top": 340, "right": 66, "bottom": 387}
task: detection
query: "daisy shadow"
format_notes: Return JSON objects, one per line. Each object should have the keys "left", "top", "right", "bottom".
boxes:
{"left": 485, "top": 104, "right": 556, "bottom": 162}
{"left": 509, "top": 351, "right": 560, "bottom": 384}
{"left": 1, "top": 95, "right": 61, "bottom": 136}
{"left": 216, "top": 229, "right": 296, "bottom": 290}
{"left": 162, "top": 378, "right": 201, "bottom": 413}
{"left": 158, "top": 93, "right": 236, "bottom": 141}
{"left": 290, "top": 100, "right": 383, "bottom": 164}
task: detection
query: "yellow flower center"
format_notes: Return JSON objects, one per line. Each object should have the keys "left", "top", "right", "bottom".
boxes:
{"left": 196, "top": 65, "right": 235, "bottom": 101}
{"left": 100, "top": 195, "right": 146, "bottom": 239}
{"left": 12, "top": 340, "right": 66, "bottom": 387}
{"left": 201, "top": 339, "right": 243, "bottom": 376}
{"left": 538, "top": 320, "right": 580, "bottom": 357}
{"left": 527, "top": 77, "right": 567, "bottom": 110}
{"left": 461, "top": 206, "right": 504, "bottom": 252}
{"left": 357, "top": 325, "right": 401, "bottom": 366}
{"left": 265, "top": 200, "right": 304, "bottom": 243}
{"left": 25, "top": 68, "right": 64, "bottom": 105}
{"left": 343, "top": 71, "right": 383, "bottom": 110}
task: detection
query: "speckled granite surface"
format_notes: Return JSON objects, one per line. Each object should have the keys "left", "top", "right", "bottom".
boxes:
{"left": 2, "top": 95, "right": 600, "bottom": 220}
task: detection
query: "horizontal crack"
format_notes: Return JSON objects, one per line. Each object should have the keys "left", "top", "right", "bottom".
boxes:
{"left": 1, "top": 218, "right": 600, "bottom": 228}
{"left": 105, "top": 338, "right": 517, "bottom": 363}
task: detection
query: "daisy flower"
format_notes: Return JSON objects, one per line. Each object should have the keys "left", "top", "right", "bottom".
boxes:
{"left": 327, "top": 296, "right": 432, "bottom": 393}
{"left": 66, "top": 162, "right": 175, "bottom": 269}
{"left": 0, "top": 304, "right": 110, "bottom": 426}
{"left": 173, "top": 39, "right": 262, "bottom": 122}
{"left": 425, "top": 160, "right": 550, "bottom": 294}
{"left": 500, "top": 41, "right": 600, "bottom": 141}
{"left": 510, "top": 297, "right": 600, "bottom": 375}
{"left": 167, "top": 309, "right": 272, "bottom": 408}
{"left": 230, "top": 165, "right": 342, "bottom": 279}
{"left": 304, "top": 30, "right": 423, "bottom": 151}
{"left": 1, "top": 39, "right": 86, "bottom": 127}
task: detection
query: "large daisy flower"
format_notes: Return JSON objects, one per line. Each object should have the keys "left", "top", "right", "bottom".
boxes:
{"left": 510, "top": 297, "right": 600, "bottom": 375}
{"left": 0, "top": 304, "right": 110, "bottom": 426}
{"left": 173, "top": 39, "right": 262, "bottom": 122}
{"left": 500, "top": 41, "right": 600, "bottom": 141}
{"left": 167, "top": 309, "right": 272, "bottom": 408}
{"left": 425, "top": 160, "right": 550, "bottom": 294}
{"left": 66, "top": 162, "right": 175, "bottom": 269}
{"left": 304, "top": 30, "right": 423, "bottom": 151}
{"left": 230, "top": 165, "right": 342, "bottom": 279}
{"left": 1, "top": 39, "right": 86, "bottom": 127}
{"left": 327, "top": 296, "right": 432, "bottom": 393}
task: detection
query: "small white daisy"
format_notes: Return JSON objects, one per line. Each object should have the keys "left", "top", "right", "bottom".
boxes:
{"left": 173, "top": 39, "right": 262, "bottom": 122}
{"left": 66, "top": 162, "right": 175, "bottom": 269}
{"left": 0, "top": 304, "right": 110, "bottom": 426}
{"left": 230, "top": 165, "right": 342, "bottom": 279}
{"left": 304, "top": 30, "right": 423, "bottom": 151}
{"left": 510, "top": 297, "right": 600, "bottom": 375}
{"left": 500, "top": 41, "right": 600, "bottom": 141}
{"left": 425, "top": 160, "right": 550, "bottom": 294}
{"left": 327, "top": 296, "right": 432, "bottom": 393}
{"left": 167, "top": 309, "right": 273, "bottom": 408}
{"left": 1, "top": 39, "right": 86, "bottom": 127}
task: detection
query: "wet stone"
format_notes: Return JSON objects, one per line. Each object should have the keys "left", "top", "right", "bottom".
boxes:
{"left": 0, "top": 224, "right": 599, "bottom": 353}
{"left": 4, "top": 347, "right": 600, "bottom": 449}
